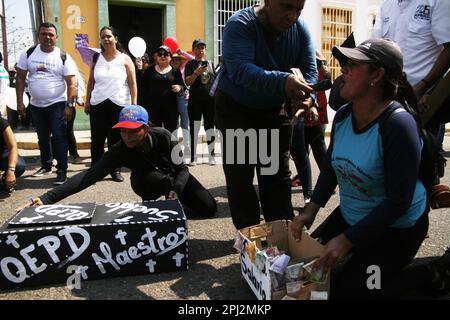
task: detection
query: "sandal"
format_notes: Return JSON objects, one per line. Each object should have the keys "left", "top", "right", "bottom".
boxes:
{"left": 429, "top": 184, "right": 450, "bottom": 209}
{"left": 291, "top": 175, "right": 301, "bottom": 187}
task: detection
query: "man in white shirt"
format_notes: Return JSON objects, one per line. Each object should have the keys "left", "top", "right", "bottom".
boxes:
{"left": 373, "top": 0, "right": 450, "bottom": 134}
{"left": 16, "top": 22, "right": 78, "bottom": 185}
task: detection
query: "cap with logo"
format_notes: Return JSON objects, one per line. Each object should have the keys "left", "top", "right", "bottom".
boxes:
{"left": 112, "top": 105, "right": 149, "bottom": 129}
{"left": 142, "top": 53, "right": 150, "bottom": 62}
{"left": 332, "top": 38, "right": 403, "bottom": 84}
{"left": 154, "top": 45, "right": 172, "bottom": 56}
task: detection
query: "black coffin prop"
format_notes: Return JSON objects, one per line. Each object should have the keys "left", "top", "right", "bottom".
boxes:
{"left": 0, "top": 200, "right": 188, "bottom": 291}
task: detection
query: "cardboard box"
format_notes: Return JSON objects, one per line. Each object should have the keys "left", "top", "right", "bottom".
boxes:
{"left": 0, "top": 200, "right": 188, "bottom": 291}
{"left": 238, "top": 220, "right": 329, "bottom": 300}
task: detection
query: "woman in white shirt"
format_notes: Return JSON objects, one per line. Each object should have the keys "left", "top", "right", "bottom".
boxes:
{"left": 85, "top": 26, "right": 137, "bottom": 182}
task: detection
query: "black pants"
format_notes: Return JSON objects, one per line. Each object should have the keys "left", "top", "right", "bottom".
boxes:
{"left": 425, "top": 95, "right": 450, "bottom": 135}
{"left": 66, "top": 107, "right": 79, "bottom": 158}
{"left": 130, "top": 170, "right": 217, "bottom": 218}
{"left": 215, "top": 89, "right": 293, "bottom": 229}
{"left": 89, "top": 99, "right": 122, "bottom": 173}
{"left": 188, "top": 97, "right": 216, "bottom": 161}
{"left": 148, "top": 99, "right": 179, "bottom": 135}
{"left": 311, "top": 206, "right": 429, "bottom": 299}
{"left": 304, "top": 124, "right": 327, "bottom": 171}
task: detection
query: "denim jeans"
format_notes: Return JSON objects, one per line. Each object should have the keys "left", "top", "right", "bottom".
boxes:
{"left": 177, "top": 95, "right": 190, "bottom": 149}
{"left": 1, "top": 150, "right": 26, "bottom": 178}
{"left": 305, "top": 124, "right": 327, "bottom": 171}
{"left": 30, "top": 102, "right": 68, "bottom": 171}
{"left": 291, "top": 118, "right": 313, "bottom": 199}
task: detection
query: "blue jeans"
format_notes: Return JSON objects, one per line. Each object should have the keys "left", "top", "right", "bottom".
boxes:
{"left": 30, "top": 102, "right": 68, "bottom": 171}
{"left": 177, "top": 95, "right": 190, "bottom": 149}
{"left": 291, "top": 119, "right": 313, "bottom": 199}
{"left": 1, "top": 150, "right": 26, "bottom": 178}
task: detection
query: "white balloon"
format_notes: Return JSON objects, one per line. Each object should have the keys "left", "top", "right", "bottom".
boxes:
{"left": 128, "top": 37, "right": 147, "bottom": 58}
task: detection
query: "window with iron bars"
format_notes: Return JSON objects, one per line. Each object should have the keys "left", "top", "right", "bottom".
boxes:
{"left": 214, "top": 0, "right": 262, "bottom": 65}
{"left": 321, "top": 7, "right": 353, "bottom": 80}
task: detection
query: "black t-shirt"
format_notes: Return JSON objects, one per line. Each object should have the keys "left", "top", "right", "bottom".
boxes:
{"left": 39, "top": 127, "right": 190, "bottom": 205}
{"left": 142, "top": 65, "right": 184, "bottom": 106}
{"left": 0, "top": 117, "right": 9, "bottom": 154}
{"left": 185, "top": 60, "right": 215, "bottom": 100}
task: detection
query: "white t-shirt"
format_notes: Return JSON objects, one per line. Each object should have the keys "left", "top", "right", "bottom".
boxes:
{"left": 373, "top": 0, "right": 450, "bottom": 86}
{"left": 17, "top": 45, "right": 78, "bottom": 107}
{"left": 90, "top": 53, "right": 131, "bottom": 107}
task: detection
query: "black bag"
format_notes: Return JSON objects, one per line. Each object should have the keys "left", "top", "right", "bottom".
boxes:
{"left": 381, "top": 108, "right": 446, "bottom": 200}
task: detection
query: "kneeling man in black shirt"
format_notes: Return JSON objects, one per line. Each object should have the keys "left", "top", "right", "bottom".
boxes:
{"left": 26, "top": 105, "right": 217, "bottom": 218}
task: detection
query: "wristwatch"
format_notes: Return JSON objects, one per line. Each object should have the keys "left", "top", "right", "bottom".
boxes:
{"left": 8, "top": 167, "right": 16, "bottom": 172}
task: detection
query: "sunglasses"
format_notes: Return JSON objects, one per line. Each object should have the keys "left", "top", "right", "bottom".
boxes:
{"left": 157, "top": 52, "right": 170, "bottom": 57}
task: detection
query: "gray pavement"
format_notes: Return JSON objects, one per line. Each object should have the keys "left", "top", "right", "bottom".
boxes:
{"left": 0, "top": 134, "right": 449, "bottom": 300}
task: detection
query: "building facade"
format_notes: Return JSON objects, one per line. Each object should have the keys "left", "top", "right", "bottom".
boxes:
{"left": 39, "top": 0, "right": 382, "bottom": 128}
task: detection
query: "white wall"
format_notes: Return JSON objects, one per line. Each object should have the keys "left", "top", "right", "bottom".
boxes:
{"left": 301, "top": 0, "right": 384, "bottom": 130}
{"left": 302, "top": 0, "right": 384, "bottom": 50}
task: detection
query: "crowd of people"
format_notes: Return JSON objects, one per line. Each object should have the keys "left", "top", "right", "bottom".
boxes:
{"left": 1, "top": 0, "right": 450, "bottom": 299}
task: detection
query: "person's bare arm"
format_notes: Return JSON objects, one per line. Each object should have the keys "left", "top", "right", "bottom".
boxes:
{"left": 3, "top": 127, "right": 18, "bottom": 189}
{"left": 185, "top": 65, "right": 208, "bottom": 86}
{"left": 85, "top": 66, "right": 95, "bottom": 114}
{"left": 416, "top": 43, "right": 450, "bottom": 112}
{"left": 125, "top": 56, "right": 138, "bottom": 104}
{"left": 15, "top": 68, "right": 28, "bottom": 117}
{"left": 65, "top": 75, "right": 77, "bottom": 102}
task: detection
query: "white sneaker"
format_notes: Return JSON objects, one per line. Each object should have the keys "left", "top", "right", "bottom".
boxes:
{"left": 208, "top": 157, "right": 217, "bottom": 165}
{"left": 32, "top": 167, "right": 52, "bottom": 177}
{"left": 304, "top": 197, "right": 311, "bottom": 205}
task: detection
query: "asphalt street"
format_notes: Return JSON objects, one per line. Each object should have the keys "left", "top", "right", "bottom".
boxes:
{"left": 0, "top": 137, "right": 449, "bottom": 300}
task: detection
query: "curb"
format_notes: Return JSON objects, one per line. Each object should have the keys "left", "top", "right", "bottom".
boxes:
{"left": 17, "top": 141, "right": 92, "bottom": 150}
{"left": 17, "top": 136, "right": 201, "bottom": 150}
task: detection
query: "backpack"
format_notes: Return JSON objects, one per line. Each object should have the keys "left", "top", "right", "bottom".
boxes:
{"left": 26, "top": 45, "right": 67, "bottom": 64}
{"left": 381, "top": 107, "right": 447, "bottom": 206}
{"left": 92, "top": 52, "right": 100, "bottom": 67}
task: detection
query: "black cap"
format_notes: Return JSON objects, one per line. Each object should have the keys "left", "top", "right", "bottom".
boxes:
{"left": 154, "top": 45, "right": 172, "bottom": 56}
{"left": 142, "top": 53, "right": 150, "bottom": 62}
{"left": 332, "top": 38, "right": 403, "bottom": 83}
{"left": 192, "top": 39, "right": 206, "bottom": 49}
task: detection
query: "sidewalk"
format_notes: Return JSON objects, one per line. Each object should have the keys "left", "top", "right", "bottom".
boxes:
{"left": 14, "top": 128, "right": 207, "bottom": 150}
{"left": 15, "top": 130, "right": 92, "bottom": 150}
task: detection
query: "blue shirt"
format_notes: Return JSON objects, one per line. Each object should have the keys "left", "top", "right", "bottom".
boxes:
{"left": 219, "top": 6, "right": 317, "bottom": 110}
{"left": 312, "top": 102, "right": 427, "bottom": 248}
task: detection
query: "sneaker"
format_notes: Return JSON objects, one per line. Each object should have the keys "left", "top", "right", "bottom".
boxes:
{"left": 209, "top": 156, "right": 217, "bottom": 166}
{"left": 32, "top": 167, "right": 52, "bottom": 177}
{"left": 188, "top": 161, "right": 197, "bottom": 167}
{"left": 71, "top": 156, "right": 83, "bottom": 164}
{"left": 423, "top": 248, "right": 450, "bottom": 295}
{"left": 304, "top": 197, "right": 311, "bottom": 205}
{"left": 111, "top": 171, "right": 124, "bottom": 182}
{"left": 54, "top": 170, "right": 67, "bottom": 185}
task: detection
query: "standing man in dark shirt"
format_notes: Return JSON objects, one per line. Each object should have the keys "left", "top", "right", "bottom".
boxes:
{"left": 185, "top": 39, "right": 216, "bottom": 166}
{"left": 26, "top": 105, "right": 217, "bottom": 218}
{"left": 216, "top": 0, "right": 316, "bottom": 229}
